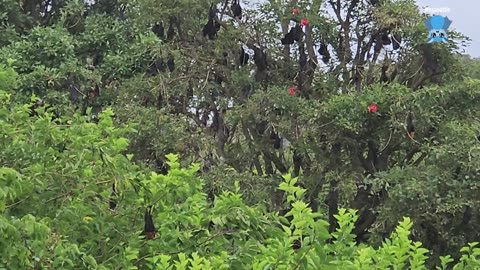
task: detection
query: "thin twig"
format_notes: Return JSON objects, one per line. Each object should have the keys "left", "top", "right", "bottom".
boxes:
{"left": 45, "top": 192, "right": 72, "bottom": 203}
{"left": 219, "top": 0, "right": 229, "bottom": 21}
{"left": 379, "top": 129, "right": 393, "bottom": 152}
{"left": 6, "top": 195, "right": 31, "bottom": 208}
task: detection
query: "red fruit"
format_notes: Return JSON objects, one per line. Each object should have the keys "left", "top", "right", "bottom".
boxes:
{"left": 368, "top": 103, "right": 378, "bottom": 113}
{"left": 288, "top": 87, "right": 296, "bottom": 95}
{"left": 292, "top": 8, "right": 300, "bottom": 14}
{"left": 300, "top": 18, "right": 309, "bottom": 26}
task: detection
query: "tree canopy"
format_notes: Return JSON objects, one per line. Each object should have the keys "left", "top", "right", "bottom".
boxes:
{"left": 1, "top": 0, "right": 479, "bottom": 269}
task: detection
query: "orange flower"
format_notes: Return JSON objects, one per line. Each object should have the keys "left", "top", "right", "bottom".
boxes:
{"left": 292, "top": 8, "right": 300, "bottom": 14}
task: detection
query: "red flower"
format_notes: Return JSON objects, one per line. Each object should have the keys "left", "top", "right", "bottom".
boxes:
{"left": 288, "top": 87, "right": 296, "bottom": 95}
{"left": 292, "top": 8, "right": 300, "bottom": 14}
{"left": 300, "top": 18, "right": 309, "bottom": 26}
{"left": 368, "top": 103, "right": 378, "bottom": 113}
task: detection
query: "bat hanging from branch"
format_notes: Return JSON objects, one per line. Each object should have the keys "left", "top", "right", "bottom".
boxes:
{"left": 405, "top": 111, "right": 420, "bottom": 144}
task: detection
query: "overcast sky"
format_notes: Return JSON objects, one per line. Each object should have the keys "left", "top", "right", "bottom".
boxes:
{"left": 416, "top": 0, "right": 479, "bottom": 57}
{"left": 247, "top": 0, "right": 479, "bottom": 58}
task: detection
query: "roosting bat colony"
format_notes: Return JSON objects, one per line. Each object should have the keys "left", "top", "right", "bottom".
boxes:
{"left": 25, "top": 1, "right": 465, "bottom": 243}
{"left": 138, "top": 0, "right": 410, "bottom": 242}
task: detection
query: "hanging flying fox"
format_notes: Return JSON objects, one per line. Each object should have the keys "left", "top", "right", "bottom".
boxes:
{"left": 143, "top": 206, "right": 156, "bottom": 240}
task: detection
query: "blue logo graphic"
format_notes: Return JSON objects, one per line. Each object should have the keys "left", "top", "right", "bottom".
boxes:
{"left": 424, "top": 15, "right": 452, "bottom": 43}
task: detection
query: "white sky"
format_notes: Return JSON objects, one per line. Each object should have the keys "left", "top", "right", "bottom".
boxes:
{"left": 247, "top": 0, "right": 480, "bottom": 58}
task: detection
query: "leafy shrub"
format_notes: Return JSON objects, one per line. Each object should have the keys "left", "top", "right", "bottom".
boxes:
{"left": 0, "top": 66, "right": 479, "bottom": 269}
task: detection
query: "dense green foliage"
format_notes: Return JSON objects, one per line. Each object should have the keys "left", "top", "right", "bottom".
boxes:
{"left": 1, "top": 0, "right": 480, "bottom": 268}
{"left": 1, "top": 79, "right": 479, "bottom": 268}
